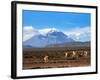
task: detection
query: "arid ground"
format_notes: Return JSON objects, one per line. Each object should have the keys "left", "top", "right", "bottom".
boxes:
{"left": 23, "top": 47, "right": 90, "bottom": 69}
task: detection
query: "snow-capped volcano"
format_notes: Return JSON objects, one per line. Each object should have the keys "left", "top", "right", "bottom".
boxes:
{"left": 39, "top": 28, "right": 59, "bottom": 36}
{"left": 46, "top": 31, "right": 74, "bottom": 43}
{"left": 23, "top": 27, "right": 74, "bottom": 48}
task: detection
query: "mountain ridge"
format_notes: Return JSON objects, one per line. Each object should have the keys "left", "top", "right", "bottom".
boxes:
{"left": 23, "top": 29, "right": 75, "bottom": 48}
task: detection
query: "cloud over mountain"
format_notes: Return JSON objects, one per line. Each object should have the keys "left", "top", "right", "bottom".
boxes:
{"left": 23, "top": 26, "right": 91, "bottom": 42}
{"left": 23, "top": 26, "right": 40, "bottom": 41}
{"left": 64, "top": 26, "right": 91, "bottom": 42}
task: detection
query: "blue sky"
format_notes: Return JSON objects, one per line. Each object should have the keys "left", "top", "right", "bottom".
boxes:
{"left": 23, "top": 10, "right": 91, "bottom": 31}
{"left": 22, "top": 10, "right": 91, "bottom": 41}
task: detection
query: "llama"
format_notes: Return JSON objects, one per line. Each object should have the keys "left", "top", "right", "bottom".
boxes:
{"left": 71, "top": 51, "right": 79, "bottom": 59}
{"left": 72, "top": 51, "right": 76, "bottom": 57}
{"left": 65, "top": 52, "right": 68, "bottom": 58}
{"left": 44, "top": 55, "right": 48, "bottom": 63}
{"left": 84, "top": 51, "right": 88, "bottom": 57}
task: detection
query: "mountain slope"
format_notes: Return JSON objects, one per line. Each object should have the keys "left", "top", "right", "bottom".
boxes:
{"left": 23, "top": 30, "right": 74, "bottom": 48}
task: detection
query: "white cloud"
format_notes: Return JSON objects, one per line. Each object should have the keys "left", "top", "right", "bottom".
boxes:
{"left": 64, "top": 26, "right": 91, "bottom": 41}
{"left": 23, "top": 26, "right": 39, "bottom": 41}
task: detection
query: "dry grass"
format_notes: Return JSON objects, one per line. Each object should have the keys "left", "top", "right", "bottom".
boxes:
{"left": 23, "top": 47, "right": 90, "bottom": 69}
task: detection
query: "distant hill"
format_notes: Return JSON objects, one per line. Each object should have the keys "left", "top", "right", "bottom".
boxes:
{"left": 23, "top": 45, "right": 33, "bottom": 48}
{"left": 46, "top": 41, "right": 90, "bottom": 48}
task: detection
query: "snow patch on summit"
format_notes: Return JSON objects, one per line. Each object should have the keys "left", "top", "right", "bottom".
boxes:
{"left": 39, "top": 28, "right": 59, "bottom": 36}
